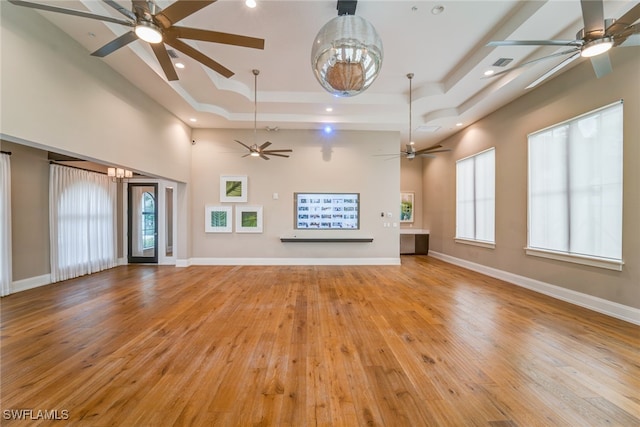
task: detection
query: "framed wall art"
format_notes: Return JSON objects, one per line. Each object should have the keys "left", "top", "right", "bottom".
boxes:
{"left": 205, "top": 205, "right": 232, "bottom": 233}
{"left": 220, "top": 175, "right": 248, "bottom": 203}
{"left": 400, "top": 192, "right": 414, "bottom": 223}
{"left": 235, "top": 206, "right": 263, "bottom": 233}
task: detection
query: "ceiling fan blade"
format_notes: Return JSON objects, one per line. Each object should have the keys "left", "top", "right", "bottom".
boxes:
{"left": 234, "top": 140, "right": 252, "bottom": 150}
{"left": 580, "top": 0, "right": 605, "bottom": 38}
{"left": 613, "top": 24, "right": 640, "bottom": 46}
{"left": 525, "top": 52, "right": 581, "bottom": 89}
{"left": 265, "top": 153, "right": 290, "bottom": 158}
{"left": 132, "top": 0, "right": 151, "bottom": 17}
{"left": 241, "top": 153, "right": 251, "bottom": 158}
{"left": 150, "top": 43, "right": 179, "bottom": 81}
{"left": 164, "top": 36, "right": 234, "bottom": 78}
{"left": 606, "top": 4, "right": 640, "bottom": 36}
{"left": 486, "top": 48, "right": 579, "bottom": 79}
{"left": 91, "top": 31, "right": 138, "bottom": 57}
{"left": 259, "top": 141, "right": 272, "bottom": 150}
{"left": 260, "top": 154, "right": 270, "bottom": 160}
{"left": 418, "top": 149, "right": 451, "bottom": 155}
{"left": 169, "top": 27, "right": 265, "bottom": 50}
{"left": 8, "top": 0, "right": 133, "bottom": 26}
{"left": 487, "top": 40, "right": 581, "bottom": 47}
{"left": 263, "top": 149, "right": 293, "bottom": 153}
{"left": 102, "top": 0, "right": 136, "bottom": 21}
{"left": 154, "top": 0, "right": 216, "bottom": 29}
{"left": 590, "top": 52, "right": 612, "bottom": 78}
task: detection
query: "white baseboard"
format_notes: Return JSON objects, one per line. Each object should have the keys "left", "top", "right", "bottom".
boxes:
{"left": 188, "top": 257, "right": 401, "bottom": 266}
{"left": 12, "top": 274, "right": 52, "bottom": 293}
{"left": 429, "top": 251, "right": 640, "bottom": 326}
{"left": 176, "top": 259, "right": 191, "bottom": 268}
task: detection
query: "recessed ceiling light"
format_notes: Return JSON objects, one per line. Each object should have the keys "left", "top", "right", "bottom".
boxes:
{"left": 189, "top": 118, "right": 197, "bottom": 122}
{"left": 326, "top": 107, "right": 333, "bottom": 112}
{"left": 245, "top": 0, "right": 257, "bottom": 8}
{"left": 431, "top": 5, "right": 444, "bottom": 15}
{"left": 456, "top": 122, "right": 463, "bottom": 127}
{"left": 484, "top": 69, "right": 495, "bottom": 76}
{"left": 175, "top": 62, "right": 185, "bottom": 69}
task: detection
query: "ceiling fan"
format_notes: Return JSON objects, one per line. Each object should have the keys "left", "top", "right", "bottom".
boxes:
{"left": 376, "top": 73, "right": 451, "bottom": 161}
{"left": 8, "top": 0, "right": 265, "bottom": 81}
{"left": 486, "top": 0, "right": 640, "bottom": 88}
{"left": 235, "top": 70, "right": 292, "bottom": 160}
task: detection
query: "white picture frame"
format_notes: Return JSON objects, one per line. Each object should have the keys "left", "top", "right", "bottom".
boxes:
{"left": 220, "top": 175, "right": 248, "bottom": 203}
{"left": 235, "top": 206, "right": 263, "bottom": 233}
{"left": 205, "top": 205, "right": 232, "bottom": 233}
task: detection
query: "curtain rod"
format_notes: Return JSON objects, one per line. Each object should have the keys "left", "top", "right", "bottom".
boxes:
{"left": 1, "top": 151, "right": 11, "bottom": 156}
{"left": 49, "top": 161, "right": 107, "bottom": 176}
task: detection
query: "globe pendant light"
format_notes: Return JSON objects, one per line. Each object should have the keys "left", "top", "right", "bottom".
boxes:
{"left": 311, "top": 14, "right": 383, "bottom": 97}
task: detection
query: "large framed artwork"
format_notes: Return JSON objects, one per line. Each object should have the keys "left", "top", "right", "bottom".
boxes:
{"left": 400, "top": 192, "right": 414, "bottom": 223}
{"left": 205, "top": 205, "right": 232, "bottom": 233}
{"left": 236, "top": 206, "right": 263, "bottom": 233}
{"left": 220, "top": 175, "right": 248, "bottom": 203}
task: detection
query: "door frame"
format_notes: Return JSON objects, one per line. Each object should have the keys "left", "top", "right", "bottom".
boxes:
{"left": 121, "top": 179, "right": 178, "bottom": 265}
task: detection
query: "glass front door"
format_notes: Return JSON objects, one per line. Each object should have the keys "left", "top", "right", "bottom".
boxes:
{"left": 128, "top": 183, "right": 158, "bottom": 263}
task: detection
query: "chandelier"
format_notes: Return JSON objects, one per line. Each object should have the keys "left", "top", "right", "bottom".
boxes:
{"left": 311, "top": 12, "right": 383, "bottom": 97}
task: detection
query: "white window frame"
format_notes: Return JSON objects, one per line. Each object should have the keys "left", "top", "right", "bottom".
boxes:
{"left": 526, "top": 100, "right": 624, "bottom": 271}
{"left": 455, "top": 147, "right": 496, "bottom": 248}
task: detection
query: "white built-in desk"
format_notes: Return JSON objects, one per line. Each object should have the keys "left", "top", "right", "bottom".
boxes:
{"left": 399, "top": 229, "right": 430, "bottom": 255}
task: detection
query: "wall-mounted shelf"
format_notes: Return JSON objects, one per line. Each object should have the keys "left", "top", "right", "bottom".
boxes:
{"left": 280, "top": 237, "right": 373, "bottom": 243}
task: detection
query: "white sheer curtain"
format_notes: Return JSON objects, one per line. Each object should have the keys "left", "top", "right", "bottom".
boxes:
{"left": 49, "top": 164, "right": 117, "bottom": 282}
{"left": 0, "top": 153, "right": 12, "bottom": 297}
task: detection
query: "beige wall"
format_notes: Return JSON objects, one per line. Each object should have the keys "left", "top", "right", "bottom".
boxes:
{"left": 190, "top": 128, "right": 401, "bottom": 261}
{"left": 400, "top": 157, "right": 424, "bottom": 230}
{"left": 0, "top": 2, "right": 192, "bottom": 184}
{"left": 2, "top": 141, "right": 50, "bottom": 281}
{"left": 423, "top": 46, "right": 640, "bottom": 308}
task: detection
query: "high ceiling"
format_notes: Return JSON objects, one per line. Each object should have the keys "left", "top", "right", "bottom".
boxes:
{"left": 12, "top": 0, "right": 639, "bottom": 149}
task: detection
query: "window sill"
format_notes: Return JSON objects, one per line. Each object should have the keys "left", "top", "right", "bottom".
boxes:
{"left": 525, "top": 247, "right": 624, "bottom": 271}
{"left": 455, "top": 238, "right": 495, "bottom": 249}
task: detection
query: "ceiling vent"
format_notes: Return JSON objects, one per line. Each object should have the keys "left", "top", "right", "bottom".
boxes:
{"left": 492, "top": 58, "right": 513, "bottom": 67}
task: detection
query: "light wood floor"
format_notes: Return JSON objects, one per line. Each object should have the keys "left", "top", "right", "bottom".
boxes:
{"left": 1, "top": 256, "right": 639, "bottom": 426}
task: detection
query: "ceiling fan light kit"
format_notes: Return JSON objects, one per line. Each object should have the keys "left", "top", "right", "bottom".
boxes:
{"left": 311, "top": 13, "right": 383, "bottom": 97}
{"left": 580, "top": 37, "right": 613, "bottom": 57}
{"left": 134, "top": 21, "right": 163, "bottom": 44}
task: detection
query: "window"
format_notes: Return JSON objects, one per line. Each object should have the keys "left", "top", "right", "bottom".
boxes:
{"left": 456, "top": 148, "right": 495, "bottom": 247}
{"left": 141, "top": 192, "right": 155, "bottom": 250}
{"left": 527, "top": 101, "right": 623, "bottom": 270}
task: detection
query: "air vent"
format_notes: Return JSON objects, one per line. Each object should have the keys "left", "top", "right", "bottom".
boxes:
{"left": 492, "top": 58, "right": 513, "bottom": 67}
{"left": 167, "top": 49, "right": 179, "bottom": 59}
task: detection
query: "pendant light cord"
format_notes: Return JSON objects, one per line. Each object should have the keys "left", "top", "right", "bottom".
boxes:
{"left": 407, "top": 73, "right": 414, "bottom": 145}
{"left": 253, "top": 69, "right": 259, "bottom": 145}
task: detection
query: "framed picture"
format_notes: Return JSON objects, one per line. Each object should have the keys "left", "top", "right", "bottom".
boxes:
{"left": 400, "top": 192, "right": 414, "bottom": 223}
{"left": 220, "top": 175, "right": 248, "bottom": 203}
{"left": 235, "top": 206, "right": 263, "bottom": 233}
{"left": 205, "top": 205, "right": 232, "bottom": 233}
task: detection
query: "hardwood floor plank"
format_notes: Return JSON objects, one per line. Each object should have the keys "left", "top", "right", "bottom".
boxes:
{"left": 1, "top": 259, "right": 639, "bottom": 426}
